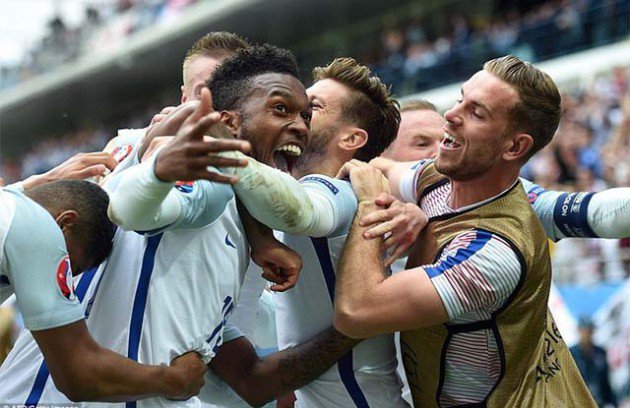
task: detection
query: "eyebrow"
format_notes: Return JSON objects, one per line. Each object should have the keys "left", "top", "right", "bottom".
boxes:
{"left": 268, "top": 88, "right": 295, "bottom": 100}
{"left": 309, "top": 95, "right": 326, "bottom": 106}
{"left": 461, "top": 88, "right": 493, "bottom": 119}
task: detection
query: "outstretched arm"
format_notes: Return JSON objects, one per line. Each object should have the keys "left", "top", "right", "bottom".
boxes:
{"left": 210, "top": 326, "right": 359, "bottom": 407}
{"left": 521, "top": 178, "right": 630, "bottom": 240}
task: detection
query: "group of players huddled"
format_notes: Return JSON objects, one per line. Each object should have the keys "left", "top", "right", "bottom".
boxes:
{"left": 1, "top": 32, "right": 629, "bottom": 408}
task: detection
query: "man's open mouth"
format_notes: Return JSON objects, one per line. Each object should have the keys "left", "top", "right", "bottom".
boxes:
{"left": 273, "top": 144, "right": 303, "bottom": 173}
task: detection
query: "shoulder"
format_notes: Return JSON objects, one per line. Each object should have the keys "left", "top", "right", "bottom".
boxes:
{"left": 300, "top": 174, "right": 353, "bottom": 196}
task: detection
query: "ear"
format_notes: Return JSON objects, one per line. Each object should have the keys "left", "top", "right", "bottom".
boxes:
{"left": 339, "top": 128, "right": 368, "bottom": 153}
{"left": 180, "top": 85, "right": 187, "bottom": 104}
{"left": 503, "top": 133, "right": 534, "bottom": 162}
{"left": 55, "top": 210, "right": 79, "bottom": 233}
{"left": 219, "top": 111, "right": 241, "bottom": 138}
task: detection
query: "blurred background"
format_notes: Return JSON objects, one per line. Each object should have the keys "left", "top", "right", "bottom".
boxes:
{"left": 0, "top": 0, "right": 628, "bottom": 405}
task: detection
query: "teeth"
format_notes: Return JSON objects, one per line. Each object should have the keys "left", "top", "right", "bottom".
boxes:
{"left": 275, "top": 144, "right": 303, "bottom": 156}
{"left": 443, "top": 132, "right": 456, "bottom": 143}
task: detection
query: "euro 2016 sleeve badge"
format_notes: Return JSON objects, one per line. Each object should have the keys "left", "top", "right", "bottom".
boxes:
{"left": 56, "top": 255, "right": 77, "bottom": 301}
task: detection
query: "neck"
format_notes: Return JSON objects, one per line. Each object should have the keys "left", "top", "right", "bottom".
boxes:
{"left": 448, "top": 167, "right": 519, "bottom": 209}
{"left": 293, "top": 152, "right": 348, "bottom": 179}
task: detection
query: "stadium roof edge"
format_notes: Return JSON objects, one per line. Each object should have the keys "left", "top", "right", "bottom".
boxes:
{"left": 0, "top": 0, "right": 262, "bottom": 111}
{"left": 402, "top": 40, "right": 630, "bottom": 112}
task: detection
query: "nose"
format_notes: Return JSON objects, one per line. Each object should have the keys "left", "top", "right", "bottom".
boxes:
{"left": 290, "top": 116, "right": 310, "bottom": 143}
{"left": 444, "top": 104, "right": 462, "bottom": 127}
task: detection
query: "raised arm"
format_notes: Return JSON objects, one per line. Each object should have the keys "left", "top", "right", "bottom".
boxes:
{"left": 108, "top": 91, "right": 249, "bottom": 232}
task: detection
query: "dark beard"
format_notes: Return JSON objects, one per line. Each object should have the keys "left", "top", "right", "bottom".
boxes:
{"left": 292, "top": 126, "right": 336, "bottom": 178}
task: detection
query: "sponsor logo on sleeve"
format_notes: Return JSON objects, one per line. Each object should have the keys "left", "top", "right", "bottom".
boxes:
{"left": 302, "top": 176, "right": 339, "bottom": 194}
{"left": 56, "top": 256, "right": 76, "bottom": 301}
{"left": 111, "top": 144, "right": 133, "bottom": 163}
{"left": 175, "top": 181, "right": 194, "bottom": 193}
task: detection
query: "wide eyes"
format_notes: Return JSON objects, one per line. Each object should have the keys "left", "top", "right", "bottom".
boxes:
{"left": 274, "top": 104, "right": 288, "bottom": 114}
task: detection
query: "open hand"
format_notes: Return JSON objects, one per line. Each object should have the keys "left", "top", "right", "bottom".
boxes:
{"left": 152, "top": 88, "right": 251, "bottom": 184}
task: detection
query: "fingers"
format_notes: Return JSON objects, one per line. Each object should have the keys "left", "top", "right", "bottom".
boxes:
{"left": 262, "top": 271, "right": 298, "bottom": 292}
{"left": 150, "top": 106, "right": 177, "bottom": 126}
{"left": 78, "top": 164, "right": 110, "bottom": 179}
{"left": 184, "top": 88, "right": 213, "bottom": 127}
{"left": 336, "top": 161, "right": 357, "bottom": 179}
{"left": 360, "top": 207, "right": 396, "bottom": 228}
{"left": 363, "top": 219, "right": 398, "bottom": 239}
{"left": 196, "top": 171, "right": 239, "bottom": 185}
{"left": 384, "top": 246, "right": 405, "bottom": 268}
{"left": 374, "top": 192, "right": 396, "bottom": 207}
{"left": 179, "top": 112, "right": 222, "bottom": 142}
{"left": 146, "top": 102, "right": 198, "bottom": 140}
{"left": 181, "top": 152, "right": 247, "bottom": 169}
{"left": 76, "top": 152, "right": 119, "bottom": 171}
{"left": 196, "top": 138, "right": 251, "bottom": 155}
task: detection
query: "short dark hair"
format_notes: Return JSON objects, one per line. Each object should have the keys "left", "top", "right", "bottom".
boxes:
{"left": 26, "top": 180, "right": 114, "bottom": 270}
{"left": 208, "top": 44, "right": 300, "bottom": 111}
{"left": 183, "top": 32, "right": 250, "bottom": 64}
{"left": 313, "top": 58, "right": 400, "bottom": 161}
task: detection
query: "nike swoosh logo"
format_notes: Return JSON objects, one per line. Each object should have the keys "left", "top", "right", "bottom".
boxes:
{"left": 225, "top": 234, "right": 236, "bottom": 249}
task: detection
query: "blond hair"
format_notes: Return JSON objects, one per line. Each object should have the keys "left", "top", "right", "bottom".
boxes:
{"left": 400, "top": 98, "right": 437, "bottom": 113}
{"left": 313, "top": 58, "right": 401, "bottom": 161}
{"left": 182, "top": 32, "right": 249, "bottom": 77}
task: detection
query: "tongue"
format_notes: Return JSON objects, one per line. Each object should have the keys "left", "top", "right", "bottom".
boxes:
{"left": 273, "top": 151, "right": 289, "bottom": 172}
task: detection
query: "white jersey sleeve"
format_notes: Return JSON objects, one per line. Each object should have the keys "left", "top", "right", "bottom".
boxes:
{"left": 299, "top": 175, "right": 357, "bottom": 237}
{"left": 107, "top": 152, "right": 234, "bottom": 234}
{"left": 0, "top": 190, "right": 84, "bottom": 330}
{"left": 221, "top": 321, "right": 245, "bottom": 343}
{"left": 520, "top": 178, "right": 630, "bottom": 241}
{"left": 398, "top": 159, "right": 433, "bottom": 203}
{"left": 424, "top": 229, "right": 523, "bottom": 321}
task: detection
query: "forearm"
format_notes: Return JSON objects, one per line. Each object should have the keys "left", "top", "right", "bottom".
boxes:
{"left": 334, "top": 202, "right": 387, "bottom": 337}
{"left": 587, "top": 188, "right": 630, "bottom": 238}
{"left": 35, "top": 324, "right": 184, "bottom": 402}
{"left": 220, "top": 151, "right": 331, "bottom": 235}
{"left": 263, "top": 327, "right": 360, "bottom": 398}
{"left": 107, "top": 154, "right": 180, "bottom": 231}
{"left": 370, "top": 157, "right": 418, "bottom": 202}
{"left": 60, "top": 345, "right": 178, "bottom": 402}
{"left": 236, "top": 197, "right": 275, "bottom": 251}
{"left": 224, "top": 328, "right": 360, "bottom": 407}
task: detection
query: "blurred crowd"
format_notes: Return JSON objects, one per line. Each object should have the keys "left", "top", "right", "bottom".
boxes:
{"left": 521, "top": 66, "right": 630, "bottom": 285}
{"left": 368, "top": 0, "right": 629, "bottom": 93}
{"left": 0, "top": 0, "right": 200, "bottom": 90}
